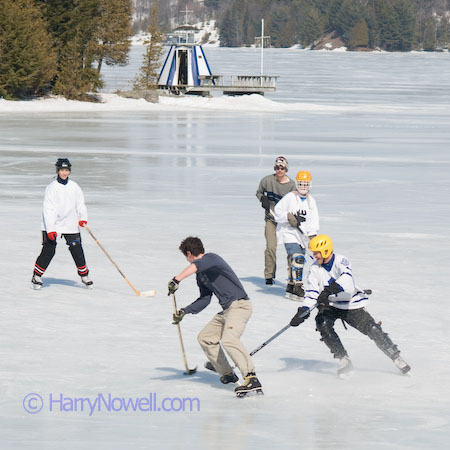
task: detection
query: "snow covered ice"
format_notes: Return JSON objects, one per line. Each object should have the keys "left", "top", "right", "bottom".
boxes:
{"left": 1, "top": 48, "right": 450, "bottom": 449}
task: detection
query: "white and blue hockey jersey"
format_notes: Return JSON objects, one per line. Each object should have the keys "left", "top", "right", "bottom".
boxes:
{"left": 303, "top": 253, "right": 369, "bottom": 310}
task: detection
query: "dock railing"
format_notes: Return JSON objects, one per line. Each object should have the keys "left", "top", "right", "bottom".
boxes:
{"left": 198, "top": 74, "right": 278, "bottom": 90}
{"left": 158, "top": 74, "right": 278, "bottom": 96}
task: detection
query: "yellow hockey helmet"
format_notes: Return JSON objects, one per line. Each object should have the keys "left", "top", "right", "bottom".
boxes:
{"left": 296, "top": 170, "right": 312, "bottom": 182}
{"left": 309, "top": 234, "right": 333, "bottom": 258}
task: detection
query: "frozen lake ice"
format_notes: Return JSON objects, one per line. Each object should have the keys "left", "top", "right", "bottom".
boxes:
{"left": 0, "top": 47, "right": 449, "bottom": 449}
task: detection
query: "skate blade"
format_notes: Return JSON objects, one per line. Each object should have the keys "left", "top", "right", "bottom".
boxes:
{"left": 31, "top": 284, "right": 42, "bottom": 290}
{"left": 83, "top": 284, "right": 94, "bottom": 290}
{"left": 338, "top": 370, "right": 354, "bottom": 380}
{"left": 399, "top": 366, "right": 411, "bottom": 376}
{"left": 285, "top": 292, "right": 303, "bottom": 302}
{"left": 236, "top": 388, "right": 264, "bottom": 398}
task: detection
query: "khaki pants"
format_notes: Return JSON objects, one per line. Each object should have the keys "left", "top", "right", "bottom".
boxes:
{"left": 197, "top": 300, "right": 254, "bottom": 378}
{"left": 264, "top": 220, "right": 277, "bottom": 279}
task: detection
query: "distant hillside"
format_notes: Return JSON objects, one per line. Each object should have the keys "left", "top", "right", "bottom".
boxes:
{"left": 135, "top": 0, "right": 450, "bottom": 51}
{"left": 206, "top": 0, "right": 450, "bottom": 51}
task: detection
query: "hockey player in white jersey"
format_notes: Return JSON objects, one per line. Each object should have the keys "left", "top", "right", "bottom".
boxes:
{"left": 31, "top": 158, "right": 93, "bottom": 289}
{"left": 289, "top": 235, "right": 411, "bottom": 376}
{"left": 273, "top": 170, "right": 319, "bottom": 300}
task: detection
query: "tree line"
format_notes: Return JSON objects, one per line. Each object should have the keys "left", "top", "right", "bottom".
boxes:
{"left": 2, "top": 0, "right": 449, "bottom": 100}
{"left": 0, "top": 0, "right": 133, "bottom": 100}
{"left": 204, "top": 0, "right": 450, "bottom": 51}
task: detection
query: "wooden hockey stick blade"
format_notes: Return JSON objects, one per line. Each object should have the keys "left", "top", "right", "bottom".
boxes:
{"left": 139, "top": 289, "right": 157, "bottom": 297}
{"left": 184, "top": 366, "right": 197, "bottom": 375}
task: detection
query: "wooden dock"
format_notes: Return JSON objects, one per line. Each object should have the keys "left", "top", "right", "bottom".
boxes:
{"left": 158, "top": 74, "right": 278, "bottom": 96}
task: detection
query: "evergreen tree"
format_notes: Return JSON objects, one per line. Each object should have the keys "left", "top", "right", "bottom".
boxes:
{"left": 36, "top": 0, "right": 133, "bottom": 99}
{"left": 299, "top": 6, "right": 326, "bottom": 47}
{"left": 36, "top": 0, "right": 79, "bottom": 48}
{"left": 394, "top": 0, "right": 417, "bottom": 51}
{"left": 436, "top": 15, "right": 450, "bottom": 48}
{"left": 347, "top": 18, "right": 369, "bottom": 49}
{"left": 423, "top": 17, "right": 437, "bottom": 50}
{"left": 134, "top": 0, "right": 165, "bottom": 89}
{"left": 52, "top": 33, "right": 101, "bottom": 99}
{"left": 267, "top": 6, "right": 296, "bottom": 47}
{"left": 38, "top": 0, "right": 101, "bottom": 97}
{"left": 375, "top": 0, "right": 400, "bottom": 50}
{"left": 219, "top": 9, "right": 237, "bottom": 46}
{"left": 332, "top": 0, "right": 364, "bottom": 45}
{"left": 94, "top": 0, "right": 133, "bottom": 73}
{"left": 0, "top": 0, "right": 56, "bottom": 99}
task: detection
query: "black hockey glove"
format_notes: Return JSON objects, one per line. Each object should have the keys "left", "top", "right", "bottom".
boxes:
{"left": 294, "top": 212, "right": 306, "bottom": 224}
{"left": 290, "top": 306, "right": 310, "bottom": 327}
{"left": 168, "top": 277, "right": 180, "bottom": 295}
{"left": 317, "top": 281, "right": 343, "bottom": 307}
{"left": 287, "top": 212, "right": 299, "bottom": 228}
{"left": 261, "top": 196, "right": 270, "bottom": 210}
{"left": 172, "top": 309, "right": 185, "bottom": 325}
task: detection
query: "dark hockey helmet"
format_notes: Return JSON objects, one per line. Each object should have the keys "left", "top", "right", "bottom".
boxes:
{"left": 55, "top": 158, "right": 71, "bottom": 171}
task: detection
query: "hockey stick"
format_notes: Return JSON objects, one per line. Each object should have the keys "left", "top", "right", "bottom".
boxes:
{"left": 205, "top": 305, "right": 316, "bottom": 373}
{"left": 172, "top": 293, "right": 197, "bottom": 375}
{"left": 84, "top": 225, "right": 156, "bottom": 297}
{"left": 254, "top": 304, "right": 316, "bottom": 356}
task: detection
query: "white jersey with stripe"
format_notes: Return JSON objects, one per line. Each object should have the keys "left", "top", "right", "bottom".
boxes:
{"left": 303, "top": 253, "right": 369, "bottom": 310}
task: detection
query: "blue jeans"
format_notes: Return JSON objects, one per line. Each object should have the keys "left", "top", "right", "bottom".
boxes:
{"left": 284, "top": 243, "right": 304, "bottom": 258}
{"left": 284, "top": 243, "right": 305, "bottom": 283}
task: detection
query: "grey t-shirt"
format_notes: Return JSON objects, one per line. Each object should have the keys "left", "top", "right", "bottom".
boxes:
{"left": 183, "top": 253, "right": 248, "bottom": 315}
{"left": 256, "top": 174, "right": 296, "bottom": 222}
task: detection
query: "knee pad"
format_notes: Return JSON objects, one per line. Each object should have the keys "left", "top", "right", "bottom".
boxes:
{"left": 68, "top": 240, "right": 86, "bottom": 265}
{"left": 67, "top": 239, "right": 81, "bottom": 248}
{"left": 290, "top": 253, "right": 305, "bottom": 282}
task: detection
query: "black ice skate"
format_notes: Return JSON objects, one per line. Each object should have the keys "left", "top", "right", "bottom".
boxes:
{"left": 81, "top": 275, "right": 93, "bottom": 289}
{"left": 235, "top": 372, "right": 263, "bottom": 398}
{"left": 291, "top": 283, "right": 305, "bottom": 302}
{"left": 265, "top": 278, "right": 274, "bottom": 285}
{"left": 220, "top": 371, "right": 239, "bottom": 384}
{"left": 393, "top": 356, "right": 411, "bottom": 375}
{"left": 285, "top": 283, "right": 294, "bottom": 300}
{"left": 337, "top": 356, "right": 353, "bottom": 378}
{"left": 31, "top": 274, "right": 43, "bottom": 290}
